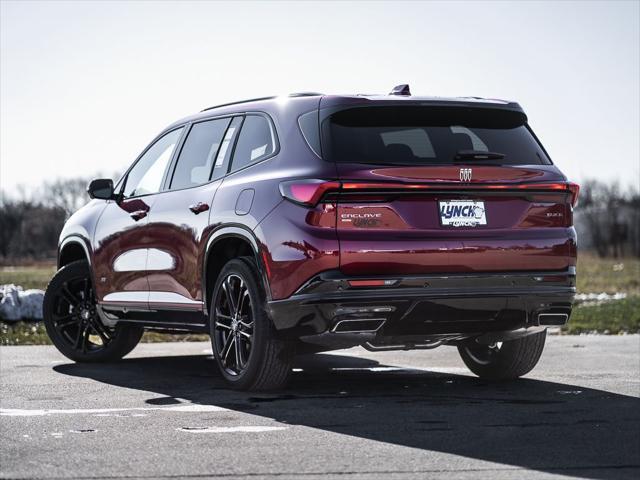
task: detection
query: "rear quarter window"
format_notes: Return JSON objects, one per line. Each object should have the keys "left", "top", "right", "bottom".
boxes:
{"left": 230, "top": 115, "right": 276, "bottom": 172}
{"left": 298, "top": 110, "right": 321, "bottom": 157}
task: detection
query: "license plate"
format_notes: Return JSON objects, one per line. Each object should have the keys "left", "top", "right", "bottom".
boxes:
{"left": 439, "top": 200, "right": 487, "bottom": 227}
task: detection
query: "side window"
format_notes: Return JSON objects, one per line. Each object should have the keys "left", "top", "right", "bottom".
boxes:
{"left": 230, "top": 115, "right": 275, "bottom": 172}
{"left": 212, "top": 117, "right": 243, "bottom": 180}
{"left": 169, "top": 118, "right": 231, "bottom": 190}
{"left": 298, "top": 110, "right": 321, "bottom": 157}
{"left": 123, "top": 128, "right": 183, "bottom": 198}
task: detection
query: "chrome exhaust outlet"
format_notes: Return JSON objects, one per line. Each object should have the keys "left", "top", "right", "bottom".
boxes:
{"left": 331, "top": 318, "right": 386, "bottom": 333}
{"left": 538, "top": 313, "right": 569, "bottom": 326}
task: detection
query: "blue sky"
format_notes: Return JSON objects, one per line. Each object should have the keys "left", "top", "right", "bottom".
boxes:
{"left": 1, "top": 0, "right": 638, "bottom": 194}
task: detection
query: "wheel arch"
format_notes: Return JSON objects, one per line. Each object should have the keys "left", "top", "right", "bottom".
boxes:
{"left": 58, "top": 235, "right": 92, "bottom": 269}
{"left": 202, "top": 226, "right": 271, "bottom": 316}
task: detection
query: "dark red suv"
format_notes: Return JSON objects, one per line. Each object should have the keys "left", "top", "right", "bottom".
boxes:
{"left": 44, "top": 85, "right": 578, "bottom": 390}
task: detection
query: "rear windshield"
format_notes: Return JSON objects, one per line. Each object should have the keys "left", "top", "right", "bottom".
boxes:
{"left": 321, "top": 106, "right": 551, "bottom": 165}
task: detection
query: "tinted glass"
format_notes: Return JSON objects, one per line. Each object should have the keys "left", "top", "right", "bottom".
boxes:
{"left": 170, "top": 118, "right": 231, "bottom": 190}
{"left": 212, "top": 117, "right": 243, "bottom": 179}
{"left": 123, "top": 127, "right": 183, "bottom": 197}
{"left": 298, "top": 110, "right": 321, "bottom": 157}
{"left": 231, "top": 115, "right": 275, "bottom": 172}
{"left": 322, "top": 106, "right": 550, "bottom": 166}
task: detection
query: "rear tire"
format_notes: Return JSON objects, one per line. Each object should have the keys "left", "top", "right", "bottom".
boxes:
{"left": 210, "top": 257, "right": 293, "bottom": 391}
{"left": 43, "top": 260, "right": 143, "bottom": 363}
{"left": 457, "top": 330, "right": 546, "bottom": 380}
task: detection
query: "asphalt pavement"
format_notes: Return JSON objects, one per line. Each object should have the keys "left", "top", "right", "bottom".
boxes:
{"left": 1, "top": 335, "right": 639, "bottom": 480}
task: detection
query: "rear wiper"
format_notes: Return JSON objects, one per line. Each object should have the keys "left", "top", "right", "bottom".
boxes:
{"left": 455, "top": 150, "right": 505, "bottom": 160}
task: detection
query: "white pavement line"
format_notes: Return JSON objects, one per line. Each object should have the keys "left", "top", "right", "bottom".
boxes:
{"left": 177, "top": 426, "right": 288, "bottom": 433}
{"left": 0, "top": 404, "right": 228, "bottom": 417}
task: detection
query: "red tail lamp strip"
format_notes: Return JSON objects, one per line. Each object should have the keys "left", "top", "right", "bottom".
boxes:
{"left": 342, "top": 181, "right": 580, "bottom": 206}
{"left": 280, "top": 180, "right": 580, "bottom": 207}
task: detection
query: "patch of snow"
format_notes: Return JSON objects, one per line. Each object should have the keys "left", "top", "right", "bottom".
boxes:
{"left": 574, "top": 292, "right": 627, "bottom": 307}
{"left": 0, "top": 284, "right": 44, "bottom": 321}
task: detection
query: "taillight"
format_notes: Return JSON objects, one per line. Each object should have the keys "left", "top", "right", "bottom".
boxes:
{"left": 279, "top": 179, "right": 341, "bottom": 207}
{"left": 567, "top": 182, "right": 580, "bottom": 208}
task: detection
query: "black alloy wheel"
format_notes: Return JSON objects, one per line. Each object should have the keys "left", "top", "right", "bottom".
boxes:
{"left": 43, "top": 260, "right": 143, "bottom": 362}
{"left": 210, "top": 257, "right": 293, "bottom": 390}
{"left": 212, "top": 273, "right": 254, "bottom": 376}
{"left": 51, "top": 275, "right": 111, "bottom": 353}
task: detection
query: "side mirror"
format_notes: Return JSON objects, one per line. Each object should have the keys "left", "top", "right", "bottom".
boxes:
{"left": 87, "top": 178, "right": 116, "bottom": 200}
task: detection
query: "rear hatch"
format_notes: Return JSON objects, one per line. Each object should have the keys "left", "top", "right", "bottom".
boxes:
{"left": 320, "top": 103, "right": 578, "bottom": 276}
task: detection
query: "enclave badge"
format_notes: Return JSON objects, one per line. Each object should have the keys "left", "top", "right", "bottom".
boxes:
{"left": 460, "top": 168, "right": 473, "bottom": 182}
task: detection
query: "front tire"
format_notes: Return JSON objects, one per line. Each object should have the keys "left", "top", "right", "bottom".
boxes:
{"left": 210, "top": 257, "right": 293, "bottom": 391}
{"left": 457, "top": 330, "right": 547, "bottom": 380}
{"left": 43, "top": 260, "right": 143, "bottom": 363}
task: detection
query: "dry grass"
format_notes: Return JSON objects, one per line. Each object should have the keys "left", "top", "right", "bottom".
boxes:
{"left": 1, "top": 252, "right": 639, "bottom": 344}
{"left": 576, "top": 252, "right": 640, "bottom": 295}
{"left": 0, "top": 265, "right": 56, "bottom": 290}
{"left": 567, "top": 297, "right": 640, "bottom": 334}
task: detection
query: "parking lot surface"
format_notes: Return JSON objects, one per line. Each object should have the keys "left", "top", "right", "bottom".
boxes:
{"left": 1, "top": 335, "right": 639, "bottom": 479}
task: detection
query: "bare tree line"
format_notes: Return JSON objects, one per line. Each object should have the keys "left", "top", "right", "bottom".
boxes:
{"left": 0, "top": 176, "right": 112, "bottom": 263}
{"left": 574, "top": 180, "right": 640, "bottom": 258}
{"left": 0, "top": 176, "right": 638, "bottom": 264}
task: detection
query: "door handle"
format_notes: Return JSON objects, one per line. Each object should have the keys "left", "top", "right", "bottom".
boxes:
{"left": 129, "top": 210, "right": 148, "bottom": 221}
{"left": 189, "top": 202, "right": 210, "bottom": 214}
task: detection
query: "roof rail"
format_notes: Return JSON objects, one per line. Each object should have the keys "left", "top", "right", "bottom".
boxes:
{"left": 201, "top": 96, "right": 276, "bottom": 112}
{"left": 288, "top": 92, "right": 323, "bottom": 97}
{"left": 201, "top": 92, "right": 323, "bottom": 112}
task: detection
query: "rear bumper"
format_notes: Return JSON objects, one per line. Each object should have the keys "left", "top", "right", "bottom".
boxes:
{"left": 266, "top": 268, "right": 575, "bottom": 341}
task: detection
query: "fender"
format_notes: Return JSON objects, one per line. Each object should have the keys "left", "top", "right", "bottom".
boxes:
{"left": 202, "top": 225, "right": 272, "bottom": 315}
{"left": 58, "top": 235, "right": 93, "bottom": 268}
{"left": 58, "top": 235, "right": 99, "bottom": 294}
